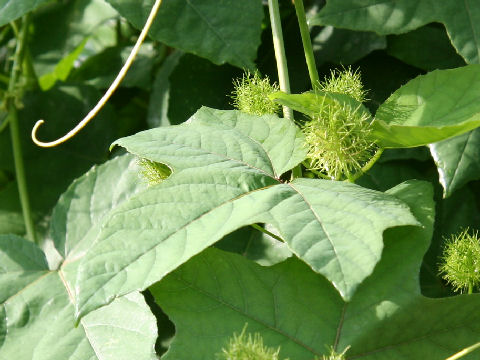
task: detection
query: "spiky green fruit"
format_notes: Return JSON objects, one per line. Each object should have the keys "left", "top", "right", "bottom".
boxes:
{"left": 231, "top": 71, "right": 280, "bottom": 116}
{"left": 439, "top": 228, "right": 480, "bottom": 294}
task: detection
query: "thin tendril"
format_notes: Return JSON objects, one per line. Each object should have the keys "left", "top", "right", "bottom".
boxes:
{"left": 31, "top": 0, "right": 163, "bottom": 148}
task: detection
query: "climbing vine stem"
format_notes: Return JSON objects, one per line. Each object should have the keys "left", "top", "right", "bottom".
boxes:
{"left": 445, "top": 341, "right": 480, "bottom": 360}
{"left": 7, "top": 14, "right": 37, "bottom": 243}
{"left": 293, "top": 0, "right": 320, "bottom": 89}
{"left": 31, "top": 0, "right": 164, "bottom": 147}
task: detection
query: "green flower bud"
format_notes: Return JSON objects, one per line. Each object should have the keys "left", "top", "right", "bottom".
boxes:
{"left": 137, "top": 158, "right": 171, "bottom": 186}
{"left": 231, "top": 71, "right": 281, "bottom": 116}
{"left": 439, "top": 228, "right": 480, "bottom": 294}
{"left": 217, "top": 325, "right": 285, "bottom": 360}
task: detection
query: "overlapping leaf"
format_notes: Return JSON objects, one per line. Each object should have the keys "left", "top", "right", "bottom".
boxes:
{"left": 373, "top": 65, "right": 480, "bottom": 147}
{"left": 0, "top": 155, "right": 157, "bottom": 359}
{"left": 0, "top": 0, "right": 51, "bottom": 26}
{"left": 105, "top": 0, "right": 263, "bottom": 69}
{"left": 151, "top": 181, "right": 480, "bottom": 359}
{"left": 429, "top": 128, "right": 480, "bottom": 197}
{"left": 74, "top": 107, "right": 419, "bottom": 321}
{"left": 310, "top": 0, "right": 480, "bottom": 64}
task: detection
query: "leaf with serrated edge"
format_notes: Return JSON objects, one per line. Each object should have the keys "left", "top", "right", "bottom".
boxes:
{"left": 74, "top": 108, "right": 419, "bottom": 320}
{"left": 0, "top": 155, "right": 157, "bottom": 360}
{"left": 152, "top": 181, "right": 478, "bottom": 360}
{"left": 373, "top": 65, "right": 480, "bottom": 148}
{"left": 310, "top": 0, "right": 480, "bottom": 64}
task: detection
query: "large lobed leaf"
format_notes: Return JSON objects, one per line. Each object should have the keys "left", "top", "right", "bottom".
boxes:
{"left": 373, "top": 65, "right": 480, "bottom": 147}
{"left": 310, "top": 0, "right": 480, "bottom": 64}
{"left": 74, "top": 107, "right": 419, "bottom": 321}
{"left": 105, "top": 0, "right": 263, "bottom": 69}
{"left": 0, "top": 155, "right": 157, "bottom": 360}
{"left": 151, "top": 180, "right": 480, "bottom": 359}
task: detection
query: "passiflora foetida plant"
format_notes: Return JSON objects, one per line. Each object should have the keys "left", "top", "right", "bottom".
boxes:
{"left": 2, "top": 1, "right": 480, "bottom": 360}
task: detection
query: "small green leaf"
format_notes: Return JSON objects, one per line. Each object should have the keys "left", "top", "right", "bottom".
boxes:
{"left": 429, "top": 128, "right": 480, "bottom": 197}
{"left": 270, "top": 91, "right": 372, "bottom": 120}
{"left": 39, "top": 38, "right": 88, "bottom": 91}
{"left": 373, "top": 65, "right": 480, "bottom": 147}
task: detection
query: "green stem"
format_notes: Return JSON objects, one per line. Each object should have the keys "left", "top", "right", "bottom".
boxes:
{"left": 0, "top": 73, "right": 9, "bottom": 85}
{"left": 267, "top": 0, "right": 293, "bottom": 121}
{"left": 348, "top": 147, "right": 384, "bottom": 183}
{"left": 7, "top": 15, "right": 36, "bottom": 243}
{"left": 305, "top": 165, "right": 331, "bottom": 180}
{"left": 293, "top": 0, "right": 320, "bottom": 89}
{"left": 445, "top": 342, "right": 480, "bottom": 360}
{"left": 251, "top": 223, "right": 285, "bottom": 243}
{"left": 468, "top": 282, "right": 473, "bottom": 295}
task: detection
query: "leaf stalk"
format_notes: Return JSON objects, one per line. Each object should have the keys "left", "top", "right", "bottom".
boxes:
{"left": 251, "top": 223, "right": 285, "bottom": 243}
{"left": 267, "top": 0, "right": 293, "bottom": 120}
{"left": 293, "top": 0, "right": 320, "bottom": 89}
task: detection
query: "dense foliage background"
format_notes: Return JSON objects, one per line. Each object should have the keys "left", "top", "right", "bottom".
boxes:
{"left": 2, "top": 0, "right": 480, "bottom": 359}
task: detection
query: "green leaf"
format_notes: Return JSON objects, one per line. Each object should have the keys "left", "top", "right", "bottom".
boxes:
{"left": 30, "top": 0, "right": 118, "bottom": 78}
{"left": 270, "top": 91, "right": 372, "bottom": 119}
{"left": 50, "top": 154, "right": 147, "bottom": 259}
{"left": 215, "top": 225, "right": 292, "bottom": 266}
{"left": 147, "top": 51, "right": 183, "bottom": 128}
{"left": 105, "top": 0, "right": 263, "bottom": 69}
{"left": 151, "top": 181, "right": 480, "bottom": 360}
{"left": 71, "top": 44, "right": 157, "bottom": 90}
{"left": 429, "top": 128, "right": 480, "bottom": 197}
{"left": 312, "top": 26, "right": 386, "bottom": 65}
{"left": 386, "top": 25, "right": 466, "bottom": 71}
{"left": 373, "top": 65, "right": 480, "bottom": 148}
{"left": 310, "top": 0, "right": 480, "bottom": 64}
{"left": 38, "top": 38, "right": 88, "bottom": 91}
{"left": 74, "top": 107, "right": 418, "bottom": 320}
{"left": 0, "top": 155, "right": 157, "bottom": 359}
{"left": 0, "top": 0, "right": 50, "bottom": 26}
{"left": 0, "top": 235, "right": 157, "bottom": 360}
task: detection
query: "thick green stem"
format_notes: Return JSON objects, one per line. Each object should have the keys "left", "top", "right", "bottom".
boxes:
{"left": 348, "top": 147, "right": 384, "bottom": 183}
{"left": 468, "top": 282, "right": 473, "bottom": 295}
{"left": 445, "top": 342, "right": 480, "bottom": 360}
{"left": 293, "top": 0, "right": 320, "bottom": 89}
{"left": 251, "top": 223, "right": 285, "bottom": 243}
{"left": 267, "top": 0, "right": 293, "bottom": 120}
{"left": 7, "top": 15, "right": 36, "bottom": 243}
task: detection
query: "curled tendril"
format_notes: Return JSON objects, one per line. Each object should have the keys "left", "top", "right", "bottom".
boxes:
{"left": 31, "top": 0, "right": 164, "bottom": 148}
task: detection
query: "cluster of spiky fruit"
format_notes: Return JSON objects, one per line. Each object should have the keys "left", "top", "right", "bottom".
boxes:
{"left": 303, "top": 68, "right": 376, "bottom": 180}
